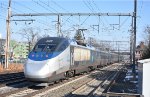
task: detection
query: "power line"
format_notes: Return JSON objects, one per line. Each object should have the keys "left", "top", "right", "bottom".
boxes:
{"left": 38, "top": 0, "right": 58, "bottom": 13}
{"left": 12, "top": 1, "right": 39, "bottom": 13}
{"left": 12, "top": 12, "right": 132, "bottom": 35}
{"left": 81, "top": 15, "right": 90, "bottom": 25}
{"left": 11, "top": 1, "right": 53, "bottom": 28}
{"left": 50, "top": 0, "right": 81, "bottom": 29}
{"left": 51, "top": 0, "right": 69, "bottom": 13}
{"left": 50, "top": 0, "right": 103, "bottom": 31}
{"left": 50, "top": 0, "right": 92, "bottom": 28}
{"left": 89, "top": 0, "right": 112, "bottom": 32}
{"left": 32, "top": 0, "right": 54, "bottom": 13}
{"left": 87, "top": 0, "right": 96, "bottom": 12}
{"left": 91, "top": 0, "right": 101, "bottom": 12}
{"left": 119, "top": 16, "right": 130, "bottom": 28}
{"left": 82, "top": 0, "right": 94, "bottom": 12}
{"left": 0, "top": 17, "right": 6, "bottom": 21}
{"left": 12, "top": 11, "right": 50, "bottom": 28}
{"left": 30, "top": 0, "right": 67, "bottom": 29}
{"left": 0, "top": 12, "right": 6, "bottom": 18}
{"left": 7, "top": 4, "right": 51, "bottom": 28}
{"left": 61, "top": 16, "right": 72, "bottom": 26}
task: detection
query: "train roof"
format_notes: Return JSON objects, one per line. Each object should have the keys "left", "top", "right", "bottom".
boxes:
{"left": 37, "top": 37, "right": 118, "bottom": 55}
{"left": 37, "top": 37, "right": 95, "bottom": 49}
{"left": 37, "top": 37, "right": 68, "bottom": 44}
{"left": 69, "top": 39, "right": 96, "bottom": 50}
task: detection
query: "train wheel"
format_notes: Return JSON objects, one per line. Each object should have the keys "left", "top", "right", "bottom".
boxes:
{"left": 66, "top": 70, "right": 75, "bottom": 78}
{"left": 88, "top": 66, "right": 94, "bottom": 72}
{"left": 97, "top": 65, "right": 100, "bottom": 68}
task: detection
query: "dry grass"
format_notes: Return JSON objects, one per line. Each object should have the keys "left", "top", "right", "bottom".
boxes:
{"left": 0, "top": 63, "right": 23, "bottom": 74}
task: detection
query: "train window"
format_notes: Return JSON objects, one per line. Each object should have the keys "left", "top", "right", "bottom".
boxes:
{"left": 33, "top": 44, "right": 57, "bottom": 52}
{"left": 32, "top": 39, "right": 69, "bottom": 53}
{"left": 57, "top": 44, "right": 67, "bottom": 52}
{"left": 44, "top": 44, "right": 57, "bottom": 53}
{"left": 56, "top": 40, "right": 69, "bottom": 52}
{"left": 33, "top": 44, "right": 46, "bottom": 52}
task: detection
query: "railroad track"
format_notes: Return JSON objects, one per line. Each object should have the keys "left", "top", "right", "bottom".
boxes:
{"left": 66, "top": 64, "right": 122, "bottom": 97}
{"left": 0, "top": 72, "right": 24, "bottom": 80}
{"left": 0, "top": 81, "right": 39, "bottom": 97}
{"left": 5, "top": 71, "right": 92, "bottom": 97}
{"left": 0, "top": 72, "right": 25, "bottom": 87}
{"left": 0, "top": 63, "right": 124, "bottom": 97}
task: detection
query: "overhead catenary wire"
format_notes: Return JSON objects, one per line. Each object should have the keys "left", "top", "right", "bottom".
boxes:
{"left": 86, "top": 0, "right": 95, "bottom": 12}
{"left": 38, "top": 0, "right": 58, "bottom": 13}
{"left": 119, "top": 16, "right": 130, "bottom": 29}
{"left": 12, "top": 1, "right": 40, "bottom": 14}
{"left": 90, "top": 0, "right": 110, "bottom": 32}
{"left": 12, "top": 0, "right": 60, "bottom": 27}
{"left": 5, "top": 2, "right": 52, "bottom": 29}
{"left": 61, "top": 16, "right": 72, "bottom": 27}
{"left": 0, "top": 17, "right": 6, "bottom": 21}
{"left": 91, "top": 0, "right": 101, "bottom": 12}
{"left": 82, "top": 0, "right": 94, "bottom": 12}
{"left": 32, "top": 0, "right": 53, "bottom": 13}
{"left": 12, "top": 1, "right": 52, "bottom": 28}
{"left": 50, "top": 0, "right": 84, "bottom": 27}
{"left": 2, "top": 0, "right": 133, "bottom": 41}
{"left": 51, "top": 0, "right": 70, "bottom": 13}
{"left": 80, "top": 15, "right": 90, "bottom": 25}
{"left": 88, "top": 0, "right": 116, "bottom": 33}
{"left": 12, "top": 12, "right": 133, "bottom": 38}
{"left": 32, "top": 0, "right": 79, "bottom": 36}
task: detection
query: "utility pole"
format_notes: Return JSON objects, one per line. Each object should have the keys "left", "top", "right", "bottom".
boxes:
{"left": 130, "top": 17, "right": 134, "bottom": 65}
{"left": 130, "top": 32, "right": 133, "bottom": 64}
{"left": 118, "top": 43, "right": 120, "bottom": 62}
{"left": 5, "top": 0, "right": 11, "bottom": 69}
{"left": 133, "top": 0, "right": 137, "bottom": 73}
{"left": 57, "top": 15, "right": 61, "bottom": 37}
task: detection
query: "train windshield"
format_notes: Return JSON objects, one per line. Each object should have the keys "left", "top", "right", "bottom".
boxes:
{"left": 32, "top": 37, "right": 69, "bottom": 53}
{"left": 33, "top": 44, "right": 57, "bottom": 53}
{"left": 33, "top": 44, "right": 46, "bottom": 52}
{"left": 44, "top": 44, "right": 57, "bottom": 52}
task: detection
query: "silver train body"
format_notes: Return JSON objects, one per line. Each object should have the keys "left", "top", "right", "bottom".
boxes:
{"left": 24, "top": 37, "right": 121, "bottom": 82}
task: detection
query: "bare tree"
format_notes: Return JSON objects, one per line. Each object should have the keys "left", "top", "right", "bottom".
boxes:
{"left": 9, "top": 40, "right": 18, "bottom": 58}
{"left": 19, "top": 27, "right": 41, "bottom": 52}
{"left": 142, "top": 25, "right": 150, "bottom": 59}
{"left": 144, "top": 25, "right": 150, "bottom": 46}
{"left": 87, "top": 37, "right": 113, "bottom": 51}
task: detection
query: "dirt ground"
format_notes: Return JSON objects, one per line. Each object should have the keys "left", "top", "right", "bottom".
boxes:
{"left": 0, "top": 63, "right": 23, "bottom": 74}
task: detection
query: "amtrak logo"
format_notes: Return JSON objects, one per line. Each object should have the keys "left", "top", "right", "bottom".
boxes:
{"left": 46, "top": 40, "right": 53, "bottom": 42}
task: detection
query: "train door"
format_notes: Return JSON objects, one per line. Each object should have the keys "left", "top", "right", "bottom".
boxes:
{"left": 70, "top": 47, "right": 74, "bottom": 66}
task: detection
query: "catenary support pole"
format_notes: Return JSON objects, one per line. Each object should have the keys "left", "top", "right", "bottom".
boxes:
{"left": 132, "top": 0, "right": 137, "bottom": 73}
{"left": 5, "top": 0, "right": 11, "bottom": 69}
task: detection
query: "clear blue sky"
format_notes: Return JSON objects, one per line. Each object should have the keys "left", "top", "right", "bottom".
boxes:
{"left": 0, "top": 0, "right": 149, "bottom": 50}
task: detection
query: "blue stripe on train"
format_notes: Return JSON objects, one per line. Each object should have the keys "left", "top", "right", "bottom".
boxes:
{"left": 28, "top": 52, "right": 61, "bottom": 61}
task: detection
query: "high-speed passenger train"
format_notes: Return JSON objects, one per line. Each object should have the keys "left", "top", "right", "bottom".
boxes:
{"left": 24, "top": 37, "right": 120, "bottom": 82}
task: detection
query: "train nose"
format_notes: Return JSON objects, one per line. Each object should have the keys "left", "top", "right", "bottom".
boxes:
{"left": 24, "top": 60, "right": 50, "bottom": 78}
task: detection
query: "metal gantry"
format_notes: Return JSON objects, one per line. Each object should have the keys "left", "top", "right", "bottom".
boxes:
{"left": 11, "top": 13, "right": 133, "bottom": 17}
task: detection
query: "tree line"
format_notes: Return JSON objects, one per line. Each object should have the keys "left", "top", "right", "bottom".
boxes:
{"left": 142, "top": 25, "right": 150, "bottom": 59}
